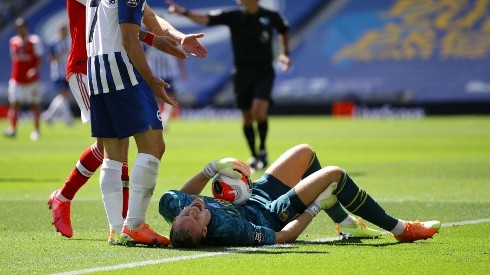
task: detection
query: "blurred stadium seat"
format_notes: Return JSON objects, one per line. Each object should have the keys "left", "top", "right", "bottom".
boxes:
{"left": 0, "top": 0, "right": 489, "bottom": 115}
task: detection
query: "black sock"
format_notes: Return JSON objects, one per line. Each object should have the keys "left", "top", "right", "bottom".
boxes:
{"left": 257, "top": 120, "right": 268, "bottom": 151}
{"left": 334, "top": 172, "right": 399, "bottom": 231}
{"left": 324, "top": 201, "right": 349, "bottom": 223}
{"left": 243, "top": 125, "right": 256, "bottom": 156}
{"left": 302, "top": 150, "right": 320, "bottom": 178}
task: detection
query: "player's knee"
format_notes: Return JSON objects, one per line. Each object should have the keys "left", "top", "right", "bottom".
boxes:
{"left": 295, "top": 143, "right": 314, "bottom": 156}
{"left": 323, "top": 165, "right": 344, "bottom": 181}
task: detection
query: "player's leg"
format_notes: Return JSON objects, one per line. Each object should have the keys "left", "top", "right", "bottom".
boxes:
{"left": 128, "top": 128, "right": 164, "bottom": 224}
{"left": 48, "top": 74, "right": 103, "bottom": 237}
{"left": 100, "top": 137, "right": 127, "bottom": 237}
{"left": 252, "top": 70, "right": 274, "bottom": 168}
{"left": 234, "top": 68, "right": 260, "bottom": 169}
{"left": 42, "top": 93, "right": 64, "bottom": 124}
{"left": 241, "top": 108, "right": 258, "bottom": 166}
{"left": 89, "top": 88, "right": 133, "bottom": 244}
{"left": 4, "top": 79, "right": 20, "bottom": 137}
{"left": 123, "top": 133, "right": 168, "bottom": 246}
{"left": 121, "top": 160, "right": 129, "bottom": 219}
{"left": 61, "top": 74, "right": 103, "bottom": 201}
{"left": 28, "top": 82, "right": 41, "bottom": 141}
{"left": 48, "top": 74, "right": 128, "bottom": 239}
{"left": 96, "top": 138, "right": 130, "bottom": 245}
{"left": 251, "top": 98, "right": 269, "bottom": 167}
{"left": 263, "top": 151, "right": 339, "bottom": 230}
{"left": 59, "top": 83, "right": 74, "bottom": 126}
{"left": 273, "top": 145, "right": 379, "bottom": 237}
{"left": 42, "top": 80, "right": 68, "bottom": 125}
{"left": 332, "top": 169, "right": 440, "bottom": 242}
{"left": 102, "top": 84, "right": 168, "bottom": 246}
{"left": 48, "top": 139, "right": 104, "bottom": 238}
{"left": 30, "top": 102, "right": 41, "bottom": 141}
{"left": 266, "top": 144, "right": 314, "bottom": 188}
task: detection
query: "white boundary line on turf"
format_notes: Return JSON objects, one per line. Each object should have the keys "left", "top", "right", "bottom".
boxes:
{"left": 441, "top": 218, "right": 490, "bottom": 227}
{"left": 52, "top": 218, "right": 490, "bottom": 275}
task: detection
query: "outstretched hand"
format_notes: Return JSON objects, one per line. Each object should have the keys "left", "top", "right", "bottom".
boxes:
{"left": 203, "top": 158, "right": 251, "bottom": 179}
{"left": 181, "top": 33, "right": 208, "bottom": 58}
{"left": 152, "top": 35, "right": 188, "bottom": 60}
{"left": 166, "top": 0, "right": 185, "bottom": 15}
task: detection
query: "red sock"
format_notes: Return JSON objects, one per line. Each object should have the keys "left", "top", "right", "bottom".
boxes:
{"left": 122, "top": 160, "right": 129, "bottom": 219}
{"left": 60, "top": 143, "right": 103, "bottom": 200}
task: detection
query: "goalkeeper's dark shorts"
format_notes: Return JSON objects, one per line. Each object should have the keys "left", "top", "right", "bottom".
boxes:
{"left": 248, "top": 173, "right": 308, "bottom": 231}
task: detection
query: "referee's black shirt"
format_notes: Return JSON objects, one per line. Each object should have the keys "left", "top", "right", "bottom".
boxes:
{"left": 208, "top": 7, "right": 289, "bottom": 67}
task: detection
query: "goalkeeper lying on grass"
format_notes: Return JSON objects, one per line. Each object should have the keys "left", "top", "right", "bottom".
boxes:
{"left": 159, "top": 144, "right": 441, "bottom": 247}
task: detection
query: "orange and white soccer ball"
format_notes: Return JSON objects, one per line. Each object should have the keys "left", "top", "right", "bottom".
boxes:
{"left": 212, "top": 171, "right": 253, "bottom": 204}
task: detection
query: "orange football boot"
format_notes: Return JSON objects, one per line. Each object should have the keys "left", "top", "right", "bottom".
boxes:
{"left": 395, "top": 220, "right": 441, "bottom": 242}
{"left": 121, "top": 222, "right": 170, "bottom": 247}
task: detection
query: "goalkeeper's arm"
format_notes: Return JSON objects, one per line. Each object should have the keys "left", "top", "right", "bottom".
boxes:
{"left": 275, "top": 211, "right": 313, "bottom": 244}
{"left": 180, "top": 158, "right": 251, "bottom": 195}
{"left": 179, "top": 172, "right": 210, "bottom": 195}
{"left": 275, "top": 182, "right": 338, "bottom": 244}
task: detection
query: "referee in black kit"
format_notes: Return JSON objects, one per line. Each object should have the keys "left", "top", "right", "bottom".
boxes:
{"left": 168, "top": 0, "right": 292, "bottom": 172}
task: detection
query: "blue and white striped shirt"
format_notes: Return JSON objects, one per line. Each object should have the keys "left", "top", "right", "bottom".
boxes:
{"left": 49, "top": 37, "right": 70, "bottom": 81}
{"left": 86, "top": 0, "right": 145, "bottom": 95}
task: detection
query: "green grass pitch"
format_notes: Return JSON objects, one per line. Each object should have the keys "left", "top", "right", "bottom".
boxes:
{"left": 0, "top": 115, "right": 489, "bottom": 274}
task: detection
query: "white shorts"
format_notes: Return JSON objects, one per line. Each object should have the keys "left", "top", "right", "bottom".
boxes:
{"left": 68, "top": 73, "right": 91, "bottom": 123}
{"left": 8, "top": 79, "right": 41, "bottom": 104}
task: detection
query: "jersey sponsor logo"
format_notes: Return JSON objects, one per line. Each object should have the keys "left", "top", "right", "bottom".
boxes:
{"left": 278, "top": 210, "right": 289, "bottom": 222}
{"left": 126, "top": 0, "right": 139, "bottom": 7}
{"left": 253, "top": 229, "right": 264, "bottom": 244}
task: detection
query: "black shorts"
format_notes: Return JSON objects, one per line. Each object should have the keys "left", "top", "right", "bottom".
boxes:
{"left": 232, "top": 64, "right": 275, "bottom": 109}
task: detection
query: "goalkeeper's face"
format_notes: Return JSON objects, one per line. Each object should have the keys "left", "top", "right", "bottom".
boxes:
{"left": 173, "top": 197, "right": 211, "bottom": 240}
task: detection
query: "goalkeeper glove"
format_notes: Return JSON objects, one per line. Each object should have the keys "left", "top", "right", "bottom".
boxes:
{"left": 203, "top": 158, "right": 251, "bottom": 179}
{"left": 305, "top": 182, "right": 338, "bottom": 218}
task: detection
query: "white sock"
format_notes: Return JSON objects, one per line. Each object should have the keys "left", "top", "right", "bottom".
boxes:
{"left": 125, "top": 153, "right": 160, "bottom": 230}
{"left": 56, "top": 192, "right": 70, "bottom": 202}
{"left": 100, "top": 159, "right": 124, "bottom": 232}
{"left": 390, "top": 219, "right": 406, "bottom": 235}
{"left": 44, "top": 94, "right": 64, "bottom": 119}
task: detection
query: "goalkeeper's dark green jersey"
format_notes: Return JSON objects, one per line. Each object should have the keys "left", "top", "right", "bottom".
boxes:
{"left": 159, "top": 174, "right": 307, "bottom": 246}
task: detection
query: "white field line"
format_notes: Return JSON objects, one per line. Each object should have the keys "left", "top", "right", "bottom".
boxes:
{"left": 52, "top": 218, "right": 490, "bottom": 275}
